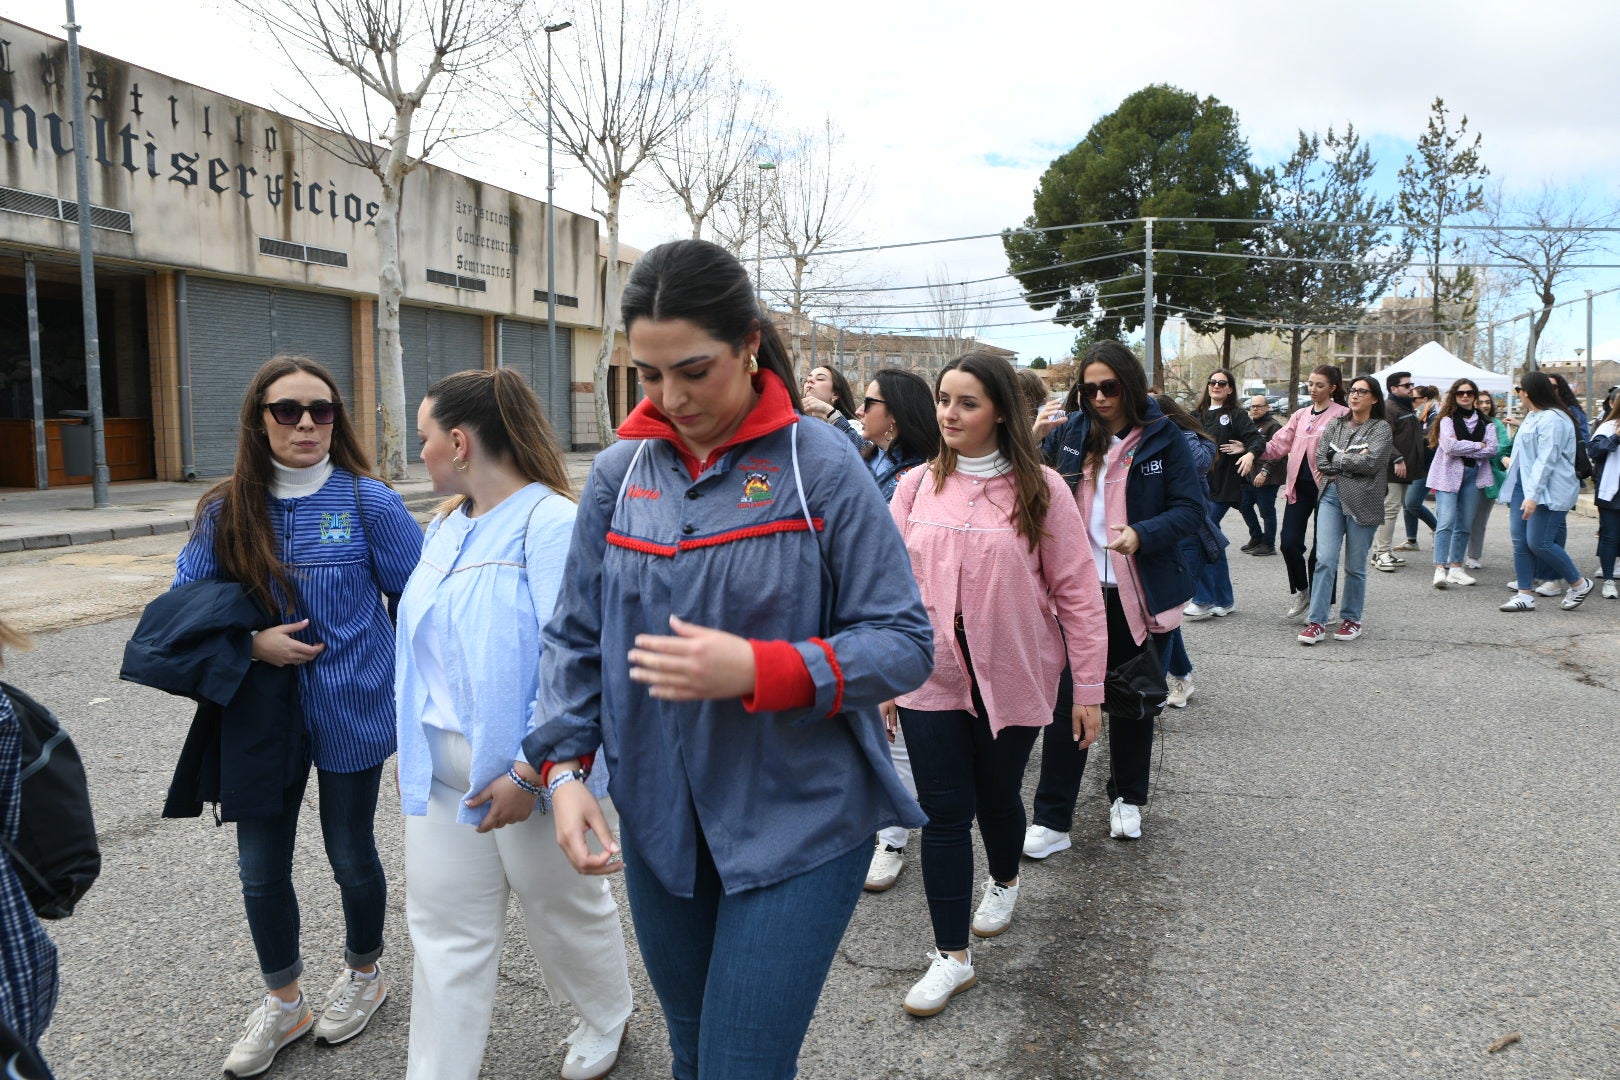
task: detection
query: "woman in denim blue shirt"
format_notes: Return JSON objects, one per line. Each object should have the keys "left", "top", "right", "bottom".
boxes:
{"left": 395, "top": 370, "right": 631, "bottom": 1080}
{"left": 1499, "top": 372, "right": 1592, "bottom": 612}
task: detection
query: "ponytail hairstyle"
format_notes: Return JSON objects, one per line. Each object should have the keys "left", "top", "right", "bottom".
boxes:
{"left": 1313, "top": 364, "right": 1348, "bottom": 407}
{"left": 1076, "top": 340, "right": 1150, "bottom": 475}
{"left": 197, "top": 355, "right": 376, "bottom": 616}
{"left": 807, "top": 365, "right": 859, "bottom": 418}
{"left": 1153, "top": 393, "right": 1215, "bottom": 473}
{"left": 1521, "top": 371, "right": 1577, "bottom": 430}
{"left": 619, "top": 239, "right": 798, "bottom": 408}
{"left": 426, "top": 368, "right": 577, "bottom": 517}
{"left": 1193, "top": 366, "right": 1241, "bottom": 415}
{"left": 931, "top": 350, "right": 1051, "bottom": 552}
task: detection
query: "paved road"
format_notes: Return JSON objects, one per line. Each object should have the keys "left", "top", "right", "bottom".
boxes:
{"left": 9, "top": 509, "right": 1619, "bottom": 1078}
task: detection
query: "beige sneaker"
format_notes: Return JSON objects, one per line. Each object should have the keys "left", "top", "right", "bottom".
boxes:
{"left": 312, "top": 966, "right": 388, "bottom": 1046}
{"left": 222, "top": 995, "right": 313, "bottom": 1078}
{"left": 864, "top": 841, "right": 905, "bottom": 892}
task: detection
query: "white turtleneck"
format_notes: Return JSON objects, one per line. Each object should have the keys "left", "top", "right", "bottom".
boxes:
{"left": 271, "top": 455, "right": 335, "bottom": 500}
{"left": 955, "top": 449, "right": 1012, "bottom": 478}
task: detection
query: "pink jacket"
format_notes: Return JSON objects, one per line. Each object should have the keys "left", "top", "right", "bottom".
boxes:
{"left": 1076, "top": 426, "right": 1184, "bottom": 645}
{"left": 1261, "top": 401, "right": 1350, "bottom": 503}
{"left": 892, "top": 464, "right": 1107, "bottom": 731}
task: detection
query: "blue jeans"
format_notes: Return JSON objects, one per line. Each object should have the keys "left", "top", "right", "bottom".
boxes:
{"left": 1507, "top": 483, "right": 1581, "bottom": 588}
{"left": 1240, "top": 483, "right": 1278, "bottom": 546}
{"left": 1598, "top": 506, "right": 1620, "bottom": 578}
{"left": 1403, "top": 481, "right": 1437, "bottom": 540}
{"left": 1158, "top": 626, "right": 1192, "bottom": 679}
{"left": 235, "top": 764, "right": 387, "bottom": 989}
{"left": 1308, "top": 485, "right": 1375, "bottom": 625}
{"left": 1192, "top": 500, "right": 1235, "bottom": 607}
{"left": 1533, "top": 517, "right": 1571, "bottom": 582}
{"left": 622, "top": 829, "right": 868, "bottom": 1080}
{"left": 1432, "top": 471, "right": 1483, "bottom": 565}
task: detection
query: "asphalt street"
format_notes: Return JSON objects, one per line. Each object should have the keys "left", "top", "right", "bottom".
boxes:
{"left": 7, "top": 506, "right": 1619, "bottom": 1079}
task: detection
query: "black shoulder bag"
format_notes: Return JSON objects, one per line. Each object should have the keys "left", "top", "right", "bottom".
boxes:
{"left": 1102, "top": 558, "right": 1168, "bottom": 723}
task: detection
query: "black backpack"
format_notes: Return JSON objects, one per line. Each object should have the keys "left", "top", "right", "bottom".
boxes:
{"left": 1, "top": 682, "right": 100, "bottom": 919}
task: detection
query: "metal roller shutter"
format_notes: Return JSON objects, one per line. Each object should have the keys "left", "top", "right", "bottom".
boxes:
{"left": 185, "top": 279, "right": 354, "bottom": 477}
{"left": 498, "top": 319, "right": 572, "bottom": 447}
{"left": 397, "top": 305, "right": 484, "bottom": 413}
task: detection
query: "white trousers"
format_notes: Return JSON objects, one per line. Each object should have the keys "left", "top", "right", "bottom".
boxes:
{"left": 404, "top": 728, "right": 633, "bottom": 1080}
{"left": 877, "top": 722, "right": 917, "bottom": 850}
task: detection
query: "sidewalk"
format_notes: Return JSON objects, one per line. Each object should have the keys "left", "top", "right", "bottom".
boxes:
{"left": 0, "top": 452, "right": 600, "bottom": 553}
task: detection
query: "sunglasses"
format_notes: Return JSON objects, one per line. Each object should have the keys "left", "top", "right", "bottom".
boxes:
{"left": 1207, "top": 379, "right": 1231, "bottom": 388}
{"left": 264, "top": 399, "right": 339, "bottom": 426}
{"left": 1394, "top": 382, "right": 1414, "bottom": 389}
{"left": 1082, "top": 379, "right": 1123, "bottom": 399}
{"left": 863, "top": 396, "right": 886, "bottom": 410}
{"left": 1455, "top": 389, "right": 1476, "bottom": 397}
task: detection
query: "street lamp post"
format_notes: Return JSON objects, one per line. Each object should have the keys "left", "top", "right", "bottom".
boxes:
{"left": 64, "top": 0, "right": 108, "bottom": 507}
{"left": 544, "top": 20, "right": 571, "bottom": 403}
{"left": 753, "top": 160, "right": 775, "bottom": 307}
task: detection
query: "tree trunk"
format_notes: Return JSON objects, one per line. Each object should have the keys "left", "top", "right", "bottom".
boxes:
{"left": 1221, "top": 326, "right": 1231, "bottom": 367}
{"left": 594, "top": 185, "right": 623, "bottom": 449}
{"left": 1525, "top": 297, "right": 1554, "bottom": 367}
{"left": 1150, "top": 316, "right": 1164, "bottom": 391}
{"left": 1287, "top": 328, "right": 1304, "bottom": 412}
{"left": 374, "top": 173, "right": 409, "bottom": 480}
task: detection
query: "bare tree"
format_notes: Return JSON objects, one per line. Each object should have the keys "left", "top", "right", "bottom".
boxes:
{"left": 1479, "top": 182, "right": 1620, "bottom": 366}
{"left": 653, "top": 70, "right": 775, "bottom": 241}
{"left": 763, "top": 118, "right": 870, "bottom": 368}
{"left": 513, "top": 0, "right": 714, "bottom": 446}
{"left": 240, "top": 0, "right": 514, "bottom": 478}
{"left": 922, "top": 267, "right": 990, "bottom": 370}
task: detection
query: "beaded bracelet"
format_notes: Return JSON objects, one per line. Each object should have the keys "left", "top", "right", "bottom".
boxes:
{"left": 507, "top": 766, "right": 544, "bottom": 797}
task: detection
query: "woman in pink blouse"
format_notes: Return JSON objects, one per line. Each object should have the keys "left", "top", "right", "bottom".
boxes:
{"left": 1255, "top": 366, "right": 1349, "bottom": 618}
{"left": 888, "top": 351, "right": 1105, "bottom": 1019}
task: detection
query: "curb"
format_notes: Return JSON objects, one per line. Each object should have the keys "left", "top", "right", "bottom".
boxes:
{"left": 0, "top": 517, "right": 193, "bottom": 554}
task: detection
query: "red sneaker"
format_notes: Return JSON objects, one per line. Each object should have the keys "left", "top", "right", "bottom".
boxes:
{"left": 1297, "top": 622, "right": 1326, "bottom": 646}
{"left": 1333, "top": 620, "right": 1362, "bottom": 641}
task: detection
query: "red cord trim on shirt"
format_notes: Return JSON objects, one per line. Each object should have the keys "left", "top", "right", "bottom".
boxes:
{"left": 607, "top": 519, "right": 823, "bottom": 559}
{"left": 809, "top": 637, "right": 844, "bottom": 717}
{"left": 742, "top": 639, "right": 816, "bottom": 713}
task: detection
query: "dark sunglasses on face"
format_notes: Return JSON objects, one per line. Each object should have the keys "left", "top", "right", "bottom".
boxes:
{"left": 1455, "top": 389, "right": 1476, "bottom": 397}
{"left": 264, "top": 399, "right": 339, "bottom": 426}
{"left": 1395, "top": 382, "right": 1413, "bottom": 389}
{"left": 863, "top": 396, "right": 885, "bottom": 410}
{"left": 1207, "top": 379, "right": 1230, "bottom": 388}
{"left": 1082, "top": 379, "right": 1123, "bottom": 399}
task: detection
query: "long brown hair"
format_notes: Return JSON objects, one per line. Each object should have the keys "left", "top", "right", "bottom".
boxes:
{"left": 1076, "top": 341, "right": 1150, "bottom": 476}
{"left": 427, "top": 368, "right": 577, "bottom": 517}
{"left": 196, "top": 355, "right": 376, "bottom": 615}
{"left": 930, "top": 350, "right": 1050, "bottom": 551}
{"left": 1427, "top": 377, "right": 1480, "bottom": 448}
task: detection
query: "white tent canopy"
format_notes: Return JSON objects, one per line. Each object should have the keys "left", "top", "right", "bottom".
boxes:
{"left": 1364, "top": 341, "right": 1511, "bottom": 396}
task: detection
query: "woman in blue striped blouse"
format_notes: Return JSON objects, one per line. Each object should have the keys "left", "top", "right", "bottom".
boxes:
{"left": 173, "top": 356, "right": 422, "bottom": 1078}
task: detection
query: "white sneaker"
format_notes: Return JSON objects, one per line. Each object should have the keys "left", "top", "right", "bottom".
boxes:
{"left": 1446, "top": 566, "right": 1476, "bottom": 586}
{"left": 1183, "top": 601, "right": 1216, "bottom": 621}
{"left": 1464, "top": 557, "right": 1484, "bottom": 570}
{"left": 1561, "top": 577, "right": 1595, "bottom": 610}
{"left": 1535, "top": 580, "right": 1565, "bottom": 597}
{"left": 560, "top": 1018, "right": 626, "bottom": 1080}
{"left": 1604, "top": 579, "right": 1619, "bottom": 600}
{"left": 970, "top": 879, "right": 1020, "bottom": 938}
{"left": 312, "top": 966, "right": 387, "bottom": 1045}
{"left": 1284, "top": 593, "right": 1309, "bottom": 620}
{"left": 903, "top": 949, "right": 976, "bottom": 1017}
{"left": 1108, "top": 797, "right": 1142, "bottom": 840}
{"left": 1022, "top": 824, "right": 1071, "bottom": 859}
{"left": 1208, "top": 603, "right": 1233, "bottom": 617}
{"left": 1432, "top": 566, "right": 1449, "bottom": 589}
{"left": 222, "top": 995, "right": 313, "bottom": 1078}
{"left": 864, "top": 842, "right": 905, "bottom": 893}
{"left": 1165, "top": 675, "right": 1193, "bottom": 708}
{"left": 1371, "top": 552, "right": 1400, "bottom": 573}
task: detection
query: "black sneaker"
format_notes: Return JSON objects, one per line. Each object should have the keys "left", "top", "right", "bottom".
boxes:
{"left": 1239, "top": 539, "right": 1259, "bottom": 553}
{"left": 1249, "top": 543, "right": 1275, "bottom": 556}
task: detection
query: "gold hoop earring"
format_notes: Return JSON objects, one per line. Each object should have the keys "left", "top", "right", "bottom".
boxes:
{"left": 747, "top": 355, "right": 759, "bottom": 374}
{"left": 452, "top": 457, "right": 469, "bottom": 472}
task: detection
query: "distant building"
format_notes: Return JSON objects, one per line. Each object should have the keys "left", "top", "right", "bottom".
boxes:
{"left": 783, "top": 315, "right": 1017, "bottom": 388}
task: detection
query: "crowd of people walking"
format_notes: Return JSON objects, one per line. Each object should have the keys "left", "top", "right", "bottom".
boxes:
{"left": 3, "top": 238, "right": 1612, "bottom": 1080}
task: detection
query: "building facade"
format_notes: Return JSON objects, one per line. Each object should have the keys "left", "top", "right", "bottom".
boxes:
{"left": 0, "top": 16, "right": 616, "bottom": 488}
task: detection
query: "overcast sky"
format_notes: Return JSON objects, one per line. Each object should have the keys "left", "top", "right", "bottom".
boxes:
{"left": 8, "top": 0, "right": 1619, "bottom": 367}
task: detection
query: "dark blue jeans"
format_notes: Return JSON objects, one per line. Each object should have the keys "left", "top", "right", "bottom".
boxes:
{"left": 1240, "top": 483, "right": 1279, "bottom": 546}
{"left": 1192, "top": 500, "right": 1236, "bottom": 607}
{"left": 1402, "top": 481, "right": 1438, "bottom": 540}
{"left": 1599, "top": 506, "right": 1620, "bottom": 578}
{"left": 622, "top": 829, "right": 867, "bottom": 1080}
{"left": 235, "top": 764, "right": 386, "bottom": 989}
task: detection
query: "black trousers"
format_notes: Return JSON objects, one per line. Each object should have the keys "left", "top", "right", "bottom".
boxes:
{"left": 1280, "top": 466, "right": 1321, "bottom": 596}
{"left": 899, "top": 631, "right": 1039, "bottom": 953}
{"left": 1031, "top": 588, "right": 1162, "bottom": 832}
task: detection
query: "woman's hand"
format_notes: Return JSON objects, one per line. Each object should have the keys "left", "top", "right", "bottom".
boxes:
{"left": 1033, "top": 404, "right": 1065, "bottom": 441}
{"left": 1219, "top": 439, "right": 1246, "bottom": 456}
{"left": 1105, "top": 524, "right": 1141, "bottom": 555}
{"left": 1071, "top": 703, "right": 1101, "bottom": 750}
{"left": 1236, "top": 451, "right": 1256, "bottom": 477}
{"left": 465, "top": 761, "right": 539, "bottom": 833}
{"left": 628, "top": 615, "right": 757, "bottom": 700}
{"left": 1251, "top": 468, "right": 1269, "bottom": 488}
{"left": 251, "top": 619, "right": 325, "bottom": 667}
{"left": 1521, "top": 497, "right": 1538, "bottom": 520}
{"left": 552, "top": 781, "right": 623, "bottom": 875}
{"left": 800, "top": 395, "right": 835, "bottom": 420}
{"left": 880, "top": 700, "right": 899, "bottom": 743}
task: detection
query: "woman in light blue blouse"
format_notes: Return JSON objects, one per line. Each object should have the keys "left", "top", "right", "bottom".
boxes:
{"left": 395, "top": 369, "right": 631, "bottom": 1080}
{"left": 173, "top": 356, "right": 422, "bottom": 1078}
{"left": 1498, "top": 372, "right": 1592, "bottom": 612}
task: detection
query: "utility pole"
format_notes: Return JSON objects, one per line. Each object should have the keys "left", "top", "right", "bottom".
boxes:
{"left": 544, "top": 20, "right": 572, "bottom": 411}
{"left": 65, "top": 0, "right": 109, "bottom": 507}
{"left": 1586, "top": 290, "right": 1596, "bottom": 418}
{"left": 1142, "top": 218, "right": 1156, "bottom": 389}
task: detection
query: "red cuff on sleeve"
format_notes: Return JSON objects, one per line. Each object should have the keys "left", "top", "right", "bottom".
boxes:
{"left": 743, "top": 639, "right": 817, "bottom": 713}
{"left": 539, "top": 753, "right": 596, "bottom": 788}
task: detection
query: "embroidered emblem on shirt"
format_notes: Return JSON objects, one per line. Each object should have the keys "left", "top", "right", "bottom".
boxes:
{"left": 626, "top": 485, "right": 662, "bottom": 500}
{"left": 318, "top": 511, "right": 354, "bottom": 543}
{"left": 1140, "top": 459, "right": 1163, "bottom": 475}
{"left": 740, "top": 472, "right": 774, "bottom": 507}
